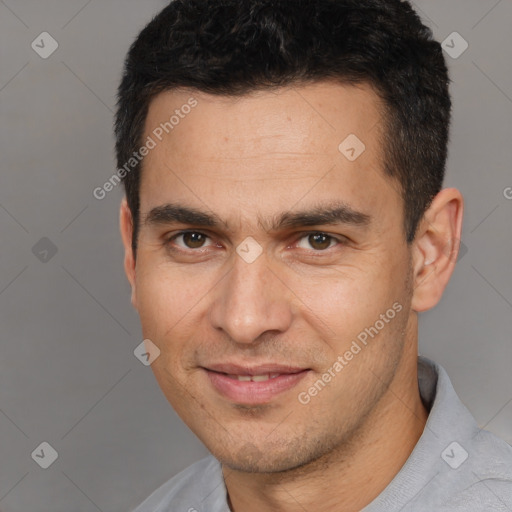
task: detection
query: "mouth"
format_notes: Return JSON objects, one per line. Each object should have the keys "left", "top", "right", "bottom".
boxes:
{"left": 202, "top": 364, "right": 310, "bottom": 405}
{"left": 223, "top": 373, "right": 283, "bottom": 382}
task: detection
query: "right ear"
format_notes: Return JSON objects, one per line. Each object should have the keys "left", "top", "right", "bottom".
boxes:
{"left": 119, "top": 198, "right": 137, "bottom": 309}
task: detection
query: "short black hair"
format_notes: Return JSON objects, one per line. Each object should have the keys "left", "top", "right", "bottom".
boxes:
{"left": 115, "top": 0, "right": 451, "bottom": 256}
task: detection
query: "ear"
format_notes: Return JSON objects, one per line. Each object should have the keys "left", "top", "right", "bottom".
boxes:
{"left": 119, "top": 198, "right": 138, "bottom": 309}
{"left": 410, "top": 188, "right": 464, "bottom": 313}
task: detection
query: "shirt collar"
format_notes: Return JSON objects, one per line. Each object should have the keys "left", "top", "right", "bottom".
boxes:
{"left": 362, "top": 356, "right": 480, "bottom": 511}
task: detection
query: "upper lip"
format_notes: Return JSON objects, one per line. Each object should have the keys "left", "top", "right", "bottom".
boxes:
{"left": 204, "top": 363, "right": 308, "bottom": 376}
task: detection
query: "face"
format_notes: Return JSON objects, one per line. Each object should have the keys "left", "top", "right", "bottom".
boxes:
{"left": 124, "top": 82, "right": 417, "bottom": 472}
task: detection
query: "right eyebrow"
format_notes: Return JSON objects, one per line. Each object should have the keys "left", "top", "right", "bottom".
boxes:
{"left": 143, "top": 203, "right": 227, "bottom": 229}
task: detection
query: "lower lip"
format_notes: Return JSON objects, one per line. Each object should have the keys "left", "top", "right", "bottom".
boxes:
{"left": 205, "top": 369, "right": 310, "bottom": 405}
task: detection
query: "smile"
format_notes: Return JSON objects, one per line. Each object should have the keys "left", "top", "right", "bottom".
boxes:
{"left": 203, "top": 367, "right": 310, "bottom": 405}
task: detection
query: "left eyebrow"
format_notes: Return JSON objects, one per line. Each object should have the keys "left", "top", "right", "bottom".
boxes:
{"left": 142, "top": 201, "right": 371, "bottom": 232}
{"left": 267, "top": 201, "right": 371, "bottom": 232}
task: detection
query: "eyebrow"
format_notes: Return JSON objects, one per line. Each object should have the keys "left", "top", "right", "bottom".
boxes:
{"left": 143, "top": 201, "right": 371, "bottom": 232}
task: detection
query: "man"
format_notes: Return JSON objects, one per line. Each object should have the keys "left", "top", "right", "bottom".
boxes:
{"left": 116, "top": 1, "right": 512, "bottom": 510}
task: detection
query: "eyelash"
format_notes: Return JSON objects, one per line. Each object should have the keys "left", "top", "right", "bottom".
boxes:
{"left": 164, "top": 230, "right": 346, "bottom": 254}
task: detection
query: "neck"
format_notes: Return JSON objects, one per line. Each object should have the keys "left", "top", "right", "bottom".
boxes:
{"left": 223, "top": 345, "right": 428, "bottom": 512}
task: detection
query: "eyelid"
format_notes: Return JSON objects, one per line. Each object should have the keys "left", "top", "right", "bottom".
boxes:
{"left": 165, "top": 229, "right": 347, "bottom": 253}
{"left": 166, "top": 230, "right": 215, "bottom": 250}
{"left": 292, "top": 231, "right": 347, "bottom": 251}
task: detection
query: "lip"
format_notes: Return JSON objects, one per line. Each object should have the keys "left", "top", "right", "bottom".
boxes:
{"left": 205, "top": 363, "right": 307, "bottom": 376}
{"left": 203, "top": 363, "right": 310, "bottom": 405}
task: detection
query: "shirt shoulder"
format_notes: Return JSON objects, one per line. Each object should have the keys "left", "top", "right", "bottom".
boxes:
{"left": 131, "top": 455, "right": 228, "bottom": 512}
{"left": 412, "top": 362, "right": 512, "bottom": 512}
{"left": 363, "top": 357, "right": 512, "bottom": 512}
{"left": 439, "top": 428, "right": 512, "bottom": 511}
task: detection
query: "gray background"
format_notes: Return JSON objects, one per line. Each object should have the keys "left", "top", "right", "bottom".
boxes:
{"left": 0, "top": 1, "right": 511, "bottom": 511}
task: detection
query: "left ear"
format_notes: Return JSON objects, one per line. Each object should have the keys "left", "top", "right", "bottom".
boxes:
{"left": 410, "top": 188, "right": 464, "bottom": 313}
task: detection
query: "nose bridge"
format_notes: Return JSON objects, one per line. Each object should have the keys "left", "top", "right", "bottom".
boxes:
{"left": 210, "top": 252, "right": 292, "bottom": 344}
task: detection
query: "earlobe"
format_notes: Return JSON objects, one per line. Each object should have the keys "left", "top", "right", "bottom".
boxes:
{"left": 410, "top": 188, "right": 464, "bottom": 313}
{"left": 119, "top": 198, "right": 138, "bottom": 309}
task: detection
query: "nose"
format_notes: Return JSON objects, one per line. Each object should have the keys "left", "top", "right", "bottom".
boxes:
{"left": 209, "top": 251, "right": 293, "bottom": 345}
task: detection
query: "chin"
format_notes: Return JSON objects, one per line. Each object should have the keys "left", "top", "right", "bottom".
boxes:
{"left": 213, "top": 437, "right": 332, "bottom": 475}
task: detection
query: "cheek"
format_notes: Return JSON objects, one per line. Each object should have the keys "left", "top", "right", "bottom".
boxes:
{"left": 135, "top": 269, "right": 209, "bottom": 405}
{"left": 136, "top": 260, "right": 207, "bottom": 321}
{"left": 293, "top": 264, "right": 399, "bottom": 342}
{"left": 134, "top": 266, "right": 209, "bottom": 361}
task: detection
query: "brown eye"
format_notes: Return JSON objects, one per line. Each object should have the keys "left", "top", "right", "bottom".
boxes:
{"left": 171, "top": 231, "right": 211, "bottom": 249}
{"left": 184, "top": 232, "right": 206, "bottom": 248}
{"left": 297, "top": 232, "right": 337, "bottom": 251}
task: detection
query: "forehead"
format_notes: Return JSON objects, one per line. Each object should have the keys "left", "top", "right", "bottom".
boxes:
{"left": 144, "top": 81, "right": 383, "bottom": 159}
{"left": 138, "top": 81, "right": 399, "bottom": 231}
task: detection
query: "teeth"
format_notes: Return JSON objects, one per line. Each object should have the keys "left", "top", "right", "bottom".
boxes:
{"left": 251, "top": 375, "right": 270, "bottom": 382}
{"left": 227, "top": 373, "right": 282, "bottom": 382}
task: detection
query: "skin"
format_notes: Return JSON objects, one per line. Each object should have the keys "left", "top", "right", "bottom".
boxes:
{"left": 120, "top": 81, "right": 463, "bottom": 511}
